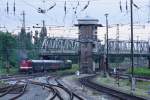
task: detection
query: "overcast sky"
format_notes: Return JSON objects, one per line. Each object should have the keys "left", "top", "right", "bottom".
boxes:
{"left": 0, "top": 0, "right": 150, "bottom": 41}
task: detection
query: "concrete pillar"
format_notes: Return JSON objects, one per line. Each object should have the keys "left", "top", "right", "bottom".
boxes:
{"left": 75, "top": 16, "right": 102, "bottom": 74}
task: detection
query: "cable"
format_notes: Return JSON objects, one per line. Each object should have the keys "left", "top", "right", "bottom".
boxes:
{"left": 126, "top": 0, "right": 128, "bottom": 13}
{"left": 133, "top": 3, "right": 140, "bottom": 9}
{"left": 81, "top": 0, "right": 90, "bottom": 11}
{"left": 13, "top": 0, "right": 16, "bottom": 16}
{"left": 119, "top": 0, "right": 122, "bottom": 13}
{"left": 6, "top": 1, "right": 9, "bottom": 14}
{"left": 47, "top": 2, "right": 56, "bottom": 11}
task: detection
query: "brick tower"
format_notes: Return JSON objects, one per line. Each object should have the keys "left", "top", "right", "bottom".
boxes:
{"left": 75, "top": 16, "right": 101, "bottom": 74}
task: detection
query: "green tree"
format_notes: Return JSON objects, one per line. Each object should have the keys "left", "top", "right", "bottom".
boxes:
{"left": 0, "top": 31, "right": 17, "bottom": 72}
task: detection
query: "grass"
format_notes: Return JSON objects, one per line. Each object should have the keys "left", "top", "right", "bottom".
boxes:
{"left": 92, "top": 90, "right": 100, "bottom": 96}
{"left": 0, "top": 67, "right": 18, "bottom": 75}
{"left": 94, "top": 75, "right": 150, "bottom": 98}
{"left": 136, "top": 81, "right": 150, "bottom": 90}
{"left": 52, "top": 64, "right": 79, "bottom": 75}
{"left": 128, "top": 67, "right": 150, "bottom": 76}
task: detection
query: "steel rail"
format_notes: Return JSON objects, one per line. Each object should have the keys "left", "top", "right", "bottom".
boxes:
{"left": 80, "top": 75, "right": 148, "bottom": 100}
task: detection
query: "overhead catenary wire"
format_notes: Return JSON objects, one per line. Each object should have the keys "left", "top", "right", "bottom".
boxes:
{"left": 120, "top": 0, "right": 122, "bottom": 12}
{"left": 133, "top": 3, "right": 140, "bottom": 9}
{"left": 13, "top": 0, "right": 16, "bottom": 16}
{"left": 73, "top": 1, "right": 80, "bottom": 17}
{"left": 71, "top": 1, "right": 80, "bottom": 25}
{"left": 47, "top": 2, "right": 56, "bottom": 11}
{"left": 6, "top": 1, "right": 9, "bottom": 14}
{"left": 126, "top": 0, "right": 128, "bottom": 13}
{"left": 62, "top": 4, "right": 66, "bottom": 24}
{"left": 117, "top": 0, "right": 144, "bottom": 25}
{"left": 81, "top": 0, "right": 90, "bottom": 11}
{"left": 1, "top": 0, "right": 150, "bottom": 33}
{"left": 64, "top": 1, "right": 67, "bottom": 15}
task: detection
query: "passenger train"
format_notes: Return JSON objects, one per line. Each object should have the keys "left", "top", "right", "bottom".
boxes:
{"left": 20, "top": 60, "right": 72, "bottom": 72}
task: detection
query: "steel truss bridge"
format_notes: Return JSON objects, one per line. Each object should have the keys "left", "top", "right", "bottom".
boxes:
{"left": 40, "top": 37, "right": 150, "bottom": 57}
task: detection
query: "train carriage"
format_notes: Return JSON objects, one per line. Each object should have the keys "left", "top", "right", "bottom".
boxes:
{"left": 20, "top": 60, "right": 72, "bottom": 72}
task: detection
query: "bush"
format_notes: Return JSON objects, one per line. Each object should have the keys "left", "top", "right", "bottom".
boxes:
{"left": 54, "top": 64, "right": 79, "bottom": 75}
{"left": 0, "top": 67, "right": 18, "bottom": 75}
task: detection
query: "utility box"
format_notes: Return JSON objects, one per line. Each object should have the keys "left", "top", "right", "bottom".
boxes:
{"left": 75, "top": 16, "right": 102, "bottom": 74}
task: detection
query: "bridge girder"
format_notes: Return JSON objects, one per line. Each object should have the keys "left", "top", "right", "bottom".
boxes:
{"left": 40, "top": 38, "right": 150, "bottom": 57}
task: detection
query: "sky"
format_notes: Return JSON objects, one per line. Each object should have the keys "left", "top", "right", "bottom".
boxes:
{"left": 0, "top": 0, "right": 150, "bottom": 41}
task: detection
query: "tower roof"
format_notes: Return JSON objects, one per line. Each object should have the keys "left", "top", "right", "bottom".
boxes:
{"left": 75, "top": 16, "right": 102, "bottom": 26}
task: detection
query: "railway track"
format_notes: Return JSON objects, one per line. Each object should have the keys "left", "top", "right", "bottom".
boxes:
{"left": 29, "top": 78, "right": 84, "bottom": 100}
{"left": 0, "top": 81, "right": 28, "bottom": 100}
{"left": 46, "top": 76, "right": 84, "bottom": 100}
{"left": 0, "top": 72, "right": 50, "bottom": 81}
{"left": 10, "top": 73, "right": 83, "bottom": 100}
{"left": 10, "top": 82, "right": 27, "bottom": 100}
{"left": 80, "top": 75, "right": 148, "bottom": 100}
{"left": 0, "top": 72, "right": 83, "bottom": 100}
{"left": 54, "top": 77, "right": 84, "bottom": 100}
{"left": 0, "top": 73, "right": 55, "bottom": 100}
{"left": 29, "top": 80, "right": 60, "bottom": 100}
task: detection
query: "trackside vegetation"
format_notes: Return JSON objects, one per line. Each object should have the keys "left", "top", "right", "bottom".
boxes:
{"left": 128, "top": 67, "right": 150, "bottom": 76}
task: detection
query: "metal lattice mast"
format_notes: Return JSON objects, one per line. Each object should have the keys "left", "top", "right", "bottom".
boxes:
{"left": 105, "top": 13, "right": 109, "bottom": 74}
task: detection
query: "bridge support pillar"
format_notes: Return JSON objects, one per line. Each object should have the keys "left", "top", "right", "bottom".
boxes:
{"left": 75, "top": 16, "right": 102, "bottom": 74}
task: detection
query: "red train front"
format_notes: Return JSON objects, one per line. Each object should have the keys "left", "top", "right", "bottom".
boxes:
{"left": 20, "top": 60, "right": 32, "bottom": 72}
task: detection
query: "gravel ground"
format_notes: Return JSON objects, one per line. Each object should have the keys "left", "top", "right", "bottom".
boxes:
{"left": 0, "top": 77, "right": 52, "bottom": 100}
{"left": 0, "top": 83, "right": 50, "bottom": 100}
{"left": 61, "top": 74, "right": 119, "bottom": 100}
{"left": 94, "top": 75, "right": 150, "bottom": 99}
{"left": 0, "top": 75, "right": 121, "bottom": 100}
{"left": 17, "top": 84, "right": 50, "bottom": 100}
